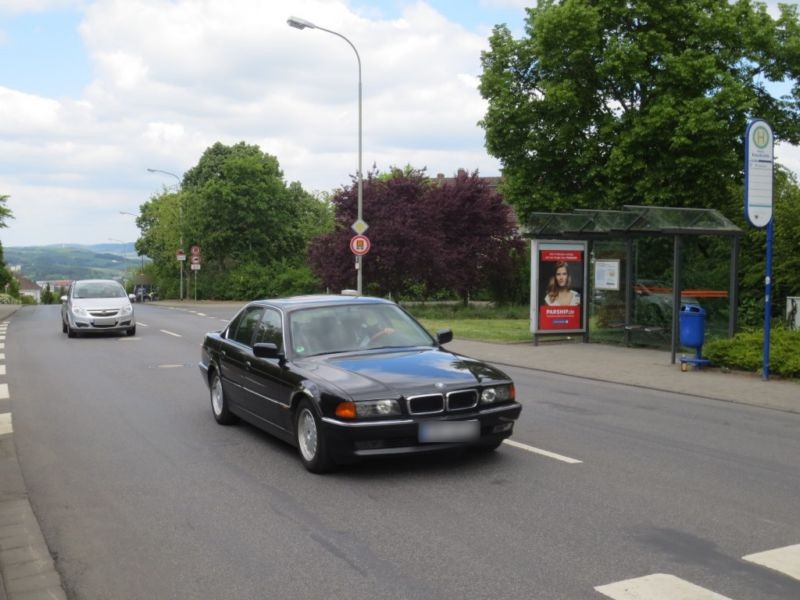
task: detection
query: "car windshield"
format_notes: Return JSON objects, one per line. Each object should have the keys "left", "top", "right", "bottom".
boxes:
{"left": 73, "top": 282, "right": 126, "bottom": 299}
{"left": 288, "top": 303, "right": 434, "bottom": 357}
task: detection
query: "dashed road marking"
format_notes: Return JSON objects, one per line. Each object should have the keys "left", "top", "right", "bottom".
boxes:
{"left": 743, "top": 544, "right": 800, "bottom": 581}
{"left": 0, "top": 413, "right": 12, "bottom": 436}
{"left": 595, "top": 573, "right": 733, "bottom": 599}
{"left": 0, "top": 383, "right": 8, "bottom": 400}
{"left": 503, "top": 439, "right": 583, "bottom": 464}
{"left": 160, "top": 329, "right": 182, "bottom": 338}
{"left": 0, "top": 353, "right": 5, "bottom": 360}
{"left": 158, "top": 364, "right": 184, "bottom": 369}
{"left": 137, "top": 322, "right": 149, "bottom": 327}
{"left": 0, "top": 365, "right": 5, "bottom": 376}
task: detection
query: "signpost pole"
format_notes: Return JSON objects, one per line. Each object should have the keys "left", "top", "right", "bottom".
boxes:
{"left": 744, "top": 118, "right": 774, "bottom": 381}
{"left": 763, "top": 219, "right": 774, "bottom": 380}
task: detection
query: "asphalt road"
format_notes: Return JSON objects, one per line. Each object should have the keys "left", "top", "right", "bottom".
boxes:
{"left": 6, "top": 304, "right": 800, "bottom": 600}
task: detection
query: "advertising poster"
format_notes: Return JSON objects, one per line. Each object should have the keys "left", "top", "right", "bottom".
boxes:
{"left": 531, "top": 241, "right": 587, "bottom": 333}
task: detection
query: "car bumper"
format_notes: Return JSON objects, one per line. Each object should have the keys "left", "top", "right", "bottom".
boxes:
{"left": 320, "top": 402, "right": 522, "bottom": 459}
{"left": 68, "top": 315, "right": 134, "bottom": 333}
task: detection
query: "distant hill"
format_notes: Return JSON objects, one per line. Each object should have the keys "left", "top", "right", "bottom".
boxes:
{"left": 5, "top": 244, "right": 147, "bottom": 281}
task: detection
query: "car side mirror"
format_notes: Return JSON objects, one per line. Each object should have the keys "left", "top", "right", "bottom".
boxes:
{"left": 436, "top": 328, "right": 453, "bottom": 345}
{"left": 128, "top": 294, "right": 136, "bottom": 302}
{"left": 254, "top": 342, "right": 286, "bottom": 363}
{"left": 60, "top": 295, "right": 68, "bottom": 303}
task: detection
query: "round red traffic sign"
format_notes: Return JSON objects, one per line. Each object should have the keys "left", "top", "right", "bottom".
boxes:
{"left": 350, "top": 235, "right": 371, "bottom": 256}
{"left": 190, "top": 245, "right": 201, "bottom": 256}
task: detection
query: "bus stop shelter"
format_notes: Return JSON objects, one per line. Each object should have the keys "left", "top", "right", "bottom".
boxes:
{"left": 523, "top": 206, "right": 744, "bottom": 363}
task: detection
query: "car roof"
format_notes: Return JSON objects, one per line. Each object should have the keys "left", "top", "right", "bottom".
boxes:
{"left": 72, "top": 279, "right": 124, "bottom": 286}
{"left": 248, "top": 295, "right": 395, "bottom": 311}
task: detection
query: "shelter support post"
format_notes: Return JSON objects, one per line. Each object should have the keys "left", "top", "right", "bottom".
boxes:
{"left": 624, "top": 238, "right": 634, "bottom": 347}
{"left": 729, "top": 236, "right": 739, "bottom": 337}
{"left": 670, "top": 235, "right": 682, "bottom": 364}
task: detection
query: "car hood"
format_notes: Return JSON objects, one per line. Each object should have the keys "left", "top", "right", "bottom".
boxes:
{"left": 295, "top": 347, "right": 509, "bottom": 400}
{"left": 71, "top": 297, "right": 131, "bottom": 310}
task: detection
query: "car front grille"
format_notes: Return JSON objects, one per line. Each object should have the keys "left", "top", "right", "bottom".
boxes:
{"left": 88, "top": 309, "right": 120, "bottom": 317}
{"left": 407, "top": 394, "right": 444, "bottom": 415}
{"left": 446, "top": 390, "right": 479, "bottom": 411}
{"left": 406, "top": 389, "right": 480, "bottom": 415}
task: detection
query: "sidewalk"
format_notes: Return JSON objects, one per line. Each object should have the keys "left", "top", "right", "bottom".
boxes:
{"left": 446, "top": 338, "right": 799, "bottom": 414}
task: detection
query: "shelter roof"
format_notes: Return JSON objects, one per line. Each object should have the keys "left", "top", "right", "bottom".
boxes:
{"left": 522, "top": 205, "right": 743, "bottom": 239}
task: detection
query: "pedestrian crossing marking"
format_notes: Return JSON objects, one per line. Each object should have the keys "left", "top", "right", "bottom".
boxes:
{"left": 0, "top": 412, "right": 11, "bottom": 436}
{"left": 595, "top": 573, "right": 734, "bottom": 599}
{"left": 743, "top": 544, "right": 800, "bottom": 582}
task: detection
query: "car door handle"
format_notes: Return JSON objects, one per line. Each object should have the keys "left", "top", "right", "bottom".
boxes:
{"left": 220, "top": 350, "right": 226, "bottom": 357}
{"left": 245, "top": 361, "right": 252, "bottom": 370}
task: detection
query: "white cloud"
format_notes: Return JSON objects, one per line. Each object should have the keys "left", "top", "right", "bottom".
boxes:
{"left": 0, "top": 0, "right": 507, "bottom": 246}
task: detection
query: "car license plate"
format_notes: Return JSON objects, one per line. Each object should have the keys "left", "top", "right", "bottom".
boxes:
{"left": 418, "top": 420, "right": 479, "bottom": 443}
{"left": 92, "top": 317, "right": 116, "bottom": 326}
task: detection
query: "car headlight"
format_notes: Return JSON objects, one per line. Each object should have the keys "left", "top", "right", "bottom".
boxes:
{"left": 335, "top": 399, "right": 401, "bottom": 419}
{"left": 71, "top": 306, "right": 88, "bottom": 317}
{"left": 120, "top": 304, "right": 133, "bottom": 316}
{"left": 481, "top": 384, "right": 515, "bottom": 404}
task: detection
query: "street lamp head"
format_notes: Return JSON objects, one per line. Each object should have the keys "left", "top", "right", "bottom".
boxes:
{"left": 287, "top": 16, "right": 315, "bottom": 30}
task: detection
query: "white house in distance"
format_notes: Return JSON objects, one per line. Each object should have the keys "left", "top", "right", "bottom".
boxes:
{"left": 14, "top": 274, "right": 42, "bottom": 303}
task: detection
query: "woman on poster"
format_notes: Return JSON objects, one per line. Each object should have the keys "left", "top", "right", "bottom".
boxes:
{"left": 544, "top": 261, "right": 581, "bottom": 306}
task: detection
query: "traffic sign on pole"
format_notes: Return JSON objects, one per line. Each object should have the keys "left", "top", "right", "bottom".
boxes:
{"left": 350, "top": 235, "right": 370, "bottom": 256}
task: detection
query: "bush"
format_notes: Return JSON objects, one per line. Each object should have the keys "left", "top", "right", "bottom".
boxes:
{"left": 704, "top": 326, "right": 800, "bottom": 378}
{"left": 0, "top": 293, "right": 17, "bottom": 304}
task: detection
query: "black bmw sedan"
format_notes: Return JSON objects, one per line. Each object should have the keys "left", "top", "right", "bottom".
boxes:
{"left": 198, "top": 295, "right": 522, "bottom": 473}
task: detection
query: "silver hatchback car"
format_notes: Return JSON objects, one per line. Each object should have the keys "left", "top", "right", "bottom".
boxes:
{"left": 61, "top": 279, "right": 137, "bottom": 337}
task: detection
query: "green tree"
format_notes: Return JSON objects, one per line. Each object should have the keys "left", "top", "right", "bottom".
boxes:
{"left": 479, "top": 0, "right": 800, "bottom": 220}
{"left": 0, "top": 194, "right": 15, "bottom": 291}
{"left": 137, "top": 142, "right": 331, "bottom": 299}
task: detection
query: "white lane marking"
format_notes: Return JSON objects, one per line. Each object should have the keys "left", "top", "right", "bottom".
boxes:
{"left": 160, "top": 329, "right": 182, "bottom": 338}
{"left": 595, "top": 573, "right": 733, "bottom": 599}
{"left": 0, "top": 384, "right": 8, "bottom": 399}
{"left": 0, "top": 343, "right": 4, "bottom": 350}
{"left": 158, "top": 364, "right": 184, "bottom": 369}
{"left": 196, "top": 312, "right": 207, "bottom": 317}
{"left": 743, "top": 544, "right": 800, "bottom": 581}
{"left": 136, "top": 322, "right": 149, "bottom": 327}
{"left": 218, "top": 319, "right": 229, "bottom": 323}
{"left": 503, "top": 439, "right": 583, "bottom": 464}
{"left": 118, "top": 337, "right": 140, "bottom": 342}
{"left": 0, "top": 353, "right": 4, "bottom": 360}
{"left": 0, "top": 413, "right": 12, "bottom": 436}
{"left": 0, "top": 365, "right": 5, "bottom": 376}
{"left": 0, "top": 336, "right": 5, "bottom": 341}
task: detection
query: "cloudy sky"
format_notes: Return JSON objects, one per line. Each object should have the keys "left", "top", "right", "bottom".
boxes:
{"left": 0, "top": 0, "right": 796, "bottom": 248}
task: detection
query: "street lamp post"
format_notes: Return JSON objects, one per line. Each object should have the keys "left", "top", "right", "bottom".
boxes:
{"left": 287, "top": 16, "right": 364, "bottom": 295}
{"left": 147, "top": 168, "right": 184, "bottom": 301}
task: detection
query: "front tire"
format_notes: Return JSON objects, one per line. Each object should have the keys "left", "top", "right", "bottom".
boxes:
{"left": 210, "top": 371, "right": 236, "bottom": 425}
{"left": 62, "top": 319, "right": 67, "bottom": 333}
{"left": 295, "top": 400, "right": 334, "bottom": 473}
{"left": 127, "top": 325, "right": 136, "bottom": 336}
